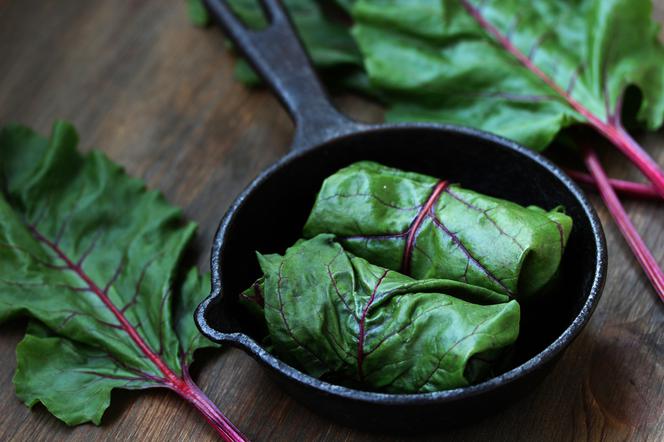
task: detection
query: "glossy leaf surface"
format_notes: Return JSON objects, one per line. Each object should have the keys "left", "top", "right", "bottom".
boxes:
{"left": 351, "top": 0, "right": 664, "bottom": 149}
{"left": 243, "top": 235, "right": 520, "bottom": 393}
{"left": 304, "top": 162, "right": 572, "bottom": 299}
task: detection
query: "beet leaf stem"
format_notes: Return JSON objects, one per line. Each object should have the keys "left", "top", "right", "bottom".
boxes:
{"left": 169, "top": 369, "right": 249, "bottom": 442}
{"left": 582, "top": 146, "right": 664, "bottom": 301}
{"left": 564, "top": 169, "right": 661, "bottom": 201}
{"left": 460, "top": 0, "right": 664, "bottom": 198}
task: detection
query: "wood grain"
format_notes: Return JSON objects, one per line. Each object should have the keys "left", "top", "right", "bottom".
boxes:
{"left": 0, "top": 1, "right": 662, "bottom": 441}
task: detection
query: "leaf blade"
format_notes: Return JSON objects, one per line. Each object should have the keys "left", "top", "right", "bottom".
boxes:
{"left": 351, "top": 0, "right": 664, "bottom": 147}
{"left": 0, "top": 122, "right": 221, "bottom": 427}
{"left": 14, "top": 323, "right": 158, "bottom": 426}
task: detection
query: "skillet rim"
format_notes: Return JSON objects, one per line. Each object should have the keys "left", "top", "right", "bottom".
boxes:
{"left": 195, "top": 121, "right": 607, "bottom": 405}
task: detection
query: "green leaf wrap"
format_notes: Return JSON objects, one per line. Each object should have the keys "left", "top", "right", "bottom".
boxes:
{"left": 242, "top": 234, "right": 520, "bottom": 393}
{"left": 303, "top": 161, "right": 572, "bottom": 299}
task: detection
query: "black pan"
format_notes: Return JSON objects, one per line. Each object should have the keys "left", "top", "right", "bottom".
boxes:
{"left": 195, "top": 0, "right": 606, "bottom": 431}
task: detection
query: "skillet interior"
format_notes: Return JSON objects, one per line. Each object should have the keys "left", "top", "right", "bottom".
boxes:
{"left": 197, "top": 124, "right": 605, "bottom": 428}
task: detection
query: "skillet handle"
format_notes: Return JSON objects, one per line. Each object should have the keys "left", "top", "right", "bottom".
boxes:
{"left": 204, "top": 0, "right": 361, "bottom": 151}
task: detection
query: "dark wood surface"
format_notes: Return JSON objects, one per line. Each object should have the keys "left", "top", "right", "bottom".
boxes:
{"left": 0, "top": 1, "right": 662, "bottom": 440}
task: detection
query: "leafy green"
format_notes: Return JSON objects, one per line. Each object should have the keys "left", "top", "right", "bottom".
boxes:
{"left": 192, "top": 0, "right": 664, "bottom": 149}
{"left": 243, "top": 234, "right": 520, "bottom": 393}
{"left": 350, "top": 0, "right": 664, "bottom": 149}
{"left": 303, "top": 161, "right": 572, "bottom": 299}
{"left": 14, "top": 322, "right": 155, "bottom": 425}
{"left": 0, "top": 123, "right": 224, "bottom": 428}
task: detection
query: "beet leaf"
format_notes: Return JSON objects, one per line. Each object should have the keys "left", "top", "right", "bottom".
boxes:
{"left": 0, "top": 122, "right": 247, "bottom": 441}
{"left": 243, "top": 234, "right": 520, "bottom": 393}
{"left": 192, "top": 0, "right": 664, "bottom": 190}
{"left": 351, "top": 0, "right": 664, "bottom": 196}
{"left": 303, "top": 162, "right": 572, "bottom": 299}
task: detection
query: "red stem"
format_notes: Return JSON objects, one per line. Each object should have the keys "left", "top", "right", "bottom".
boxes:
{"left": 402, "top": 181, "right": 448, "bottom": 274}
{"left": 565, "top": 169, "right": 661, "bottom": 201}
{"left": 581, "top": 147, "right": 664, "bottom": 301}
{"left": 177, "top": 364, "right": 249, "bottom": 442}
{"left": 28, "top": 226, "right": 249, "bottom": 441}
{"left": 603, "top": 127, "right": 664, "bottom": 200}
{"left": 460, "top": 0, "right": 664, "bottom": 199}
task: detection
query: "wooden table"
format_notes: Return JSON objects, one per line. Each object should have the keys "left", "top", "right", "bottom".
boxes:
{"left": 0, "top": 1, "right": 662, "bottom": 440}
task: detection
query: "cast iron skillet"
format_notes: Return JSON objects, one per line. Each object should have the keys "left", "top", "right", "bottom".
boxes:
{"left": 195, "top": 0, "right": 607, "bottom": 430}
